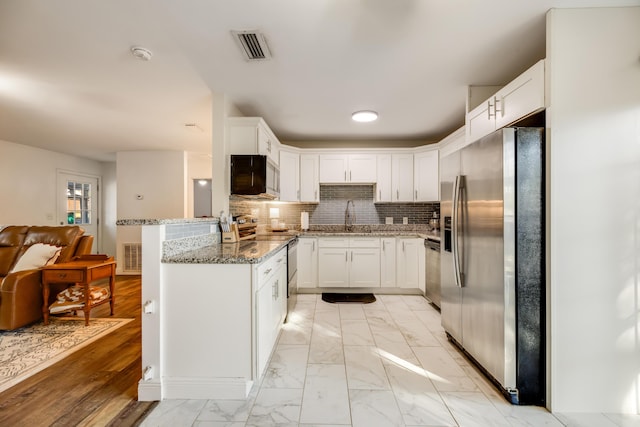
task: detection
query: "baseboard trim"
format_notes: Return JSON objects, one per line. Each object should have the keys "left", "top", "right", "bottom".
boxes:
{"left": 162, "top": 377, "right": 253, "bottom": 400}
{"left": 138, "top": 380, "right": 162, "bottom": 401}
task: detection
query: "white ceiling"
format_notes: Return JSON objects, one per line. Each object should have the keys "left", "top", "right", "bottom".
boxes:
{"left": 1, "top": 0, "right": 638, "bottom": 162}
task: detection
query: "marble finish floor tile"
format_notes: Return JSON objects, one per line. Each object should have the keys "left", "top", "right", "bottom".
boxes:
{"left": 141, "top": 295, "right": 614, "bottom": 427}
{"left": 338, "top": 303, "right": 366, "bottom": 320}
{"left": 261, "top": 344, "right": 309, "bottom": 389}
{"left": 441, "top": 391, "right": 512, "bottom": 427}
{"left": 344, "top": 345, "right": 390, "bottom": 390}
{"left": 245, "top": 387, "right": 303, "bottom": 426}
{"left": 299, "top": 364, "right": 351, "bottom": 425}
{"left": 349, "top": 389, "right": 403, "bottom": 427}
{"left": 140, "top": 399, "right": 207, "bottom": 426}
{"left": 195, "top": 398, "right": 255, "bottom": 423}
{"left": 341, "top": 319, "right": 375, "bottom": 346}
{"left": 385, "top": 363, "right": 457, "bottom": 426}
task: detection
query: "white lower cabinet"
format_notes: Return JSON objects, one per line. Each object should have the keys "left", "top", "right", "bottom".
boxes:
{"left": 350, "top": 248, "right": 380, "bottom": 287}
{"left": 298, "top": 237, "right": 318, "bottom": 288}
{"left": 255, "top": 249, "right": 287, "bottom": 378}
{"left": 300, "top": 236, "right": 426, "bottom": 291}
{"left": 317, "top": 237, "right": 380, "bottom": 288}
{"left": 318, "top": 247, "right": 349, "bottom": 287}
{"left": 396, "top": 238, "right": 425, "bottom": 290}
{"left": 380, "top": 237, "right": 396, "bottom": 287}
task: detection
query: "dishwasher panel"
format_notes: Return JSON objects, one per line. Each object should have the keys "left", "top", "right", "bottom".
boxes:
{"left": 425, "top": 238, "right": 441, "bottom": 308}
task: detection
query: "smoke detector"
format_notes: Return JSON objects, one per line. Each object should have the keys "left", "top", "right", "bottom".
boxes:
{"left": 131, "top": 46, "right": 152, "bottom": 61}
{"left": 231, "top": 30, "right": 272, "bottom": 61}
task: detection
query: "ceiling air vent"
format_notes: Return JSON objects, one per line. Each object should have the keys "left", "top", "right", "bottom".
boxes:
{"left": 231, "top": 30, "right": 272, "bottom": 61}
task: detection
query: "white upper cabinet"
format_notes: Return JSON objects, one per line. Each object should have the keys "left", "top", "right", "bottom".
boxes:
{"left": 376, "top": 154, "right": 392, "bottom": 202}
{"left": 467, "top": 59, "right": 545, "bottom": 143}
{"left": 299, "top": 154, "right": 319, "bottom": 203}
{"left": 391, "top": 154, "right": 414, "bottom": 202}
{"left": 414, "top": 150, "right": 439, "bottom": 201}
{"left": 319, "top": 154, "right": 347, "bottom": 183}
{"left": 348, "top": 154, "right": 377, "bottom": 182}
{"left": 279, "top": 150, "right": 300, "bottom": 202}
{"left": 319, "top": 154, "right": 377, "bottom": 183}
{"left": 227, "top": 117, "right": 280, "bottom": 166}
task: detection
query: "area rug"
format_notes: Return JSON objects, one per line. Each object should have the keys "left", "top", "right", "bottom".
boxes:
{"left": 0, "top": 317, "right": 133, "bottom": 393}
{"left": 321, "top": 293, "right": 376, "bottom": 304}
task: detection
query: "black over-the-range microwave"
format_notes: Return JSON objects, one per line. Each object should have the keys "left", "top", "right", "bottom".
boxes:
{"left": 230, "top": 154, "right": 280, "bottom": 199}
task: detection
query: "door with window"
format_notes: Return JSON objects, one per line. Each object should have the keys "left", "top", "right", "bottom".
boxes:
{"left": 58, "top": 172, "right": 98, "bottom": 253}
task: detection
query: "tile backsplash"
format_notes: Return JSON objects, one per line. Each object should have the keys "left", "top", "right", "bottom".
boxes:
{"left": 230, "top": 184, "right": 439, "bottom": 229}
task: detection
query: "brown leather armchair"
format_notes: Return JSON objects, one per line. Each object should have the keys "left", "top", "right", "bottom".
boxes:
{"left": 0, "top": 226, "right": 94, "bottom": 330}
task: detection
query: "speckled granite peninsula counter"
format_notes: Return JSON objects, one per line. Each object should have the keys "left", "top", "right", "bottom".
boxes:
{"left": 162, "top": 239, "right": 291, "bottom": 264}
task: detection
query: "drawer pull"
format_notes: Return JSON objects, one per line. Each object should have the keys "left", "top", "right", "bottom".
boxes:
{"left": 264, "top": 268, "right": 272, "bottom": 276}
{"left": 57, "top": 273, "right": 67, "bottom": 279}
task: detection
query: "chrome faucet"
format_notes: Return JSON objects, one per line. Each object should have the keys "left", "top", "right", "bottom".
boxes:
{"left": 345, "top": 200, "right": 356, "bottom": 231}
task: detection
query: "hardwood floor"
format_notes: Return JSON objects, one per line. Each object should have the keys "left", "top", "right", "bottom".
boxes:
{"left": 0, "top": 275, "right": 155, "bottom": 427}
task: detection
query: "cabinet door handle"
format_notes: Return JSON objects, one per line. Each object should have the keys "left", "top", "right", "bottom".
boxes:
{"left": 396, "top": 189, "right": 399, "bottom": 200}
{"left": 350, "top": 171, "right": 352, "bottom": 181}
{"left": 272, "top": 280, "right": 277, "bottom": 298}
{"left": 351, "top": 251, "right": 353, "bottom": 262}
{"left": 487, "top": 99, "right": 494, "bottom": 119}
{"left": 379, "top": 190, "right": 381, "bottom": 200}
{"left": 415, "top": 190, "right": 418, "bottom": 200}
{"left": 403, "top": 242, "right": 406, "bottom": 252}
{"left": 345, "top": 252, "right": 348, "bottom": 262}
{"left": 264, "top": 268, "right": 272, "bottom": 276}
{"left": 344, "top": 171, "right": 347, "bottom": 181}
{"left": 495, "top": 96, "right": 503, "bottom": 117}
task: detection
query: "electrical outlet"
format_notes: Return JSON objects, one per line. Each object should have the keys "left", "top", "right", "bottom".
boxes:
{"left": 385, "top": 217, "right": 393, "bottom": 224}
{"left": 403, "top": 217, "right": 408, "bottom": 225}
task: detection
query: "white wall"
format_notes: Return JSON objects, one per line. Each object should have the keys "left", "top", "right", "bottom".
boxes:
{"left": 0, "top": 139, "right": 112, "bottom": 252}
{"left": 547, "top": 7, "right": 640, "bottom": 413}
{"left": 116, "top": 150, "right": 187, "bottom": 219}
{"left": 101, "top": 161, "right": 117, "bottom": 257}
{"left": 115, "top": 150, "right": 188, "bottom": 274}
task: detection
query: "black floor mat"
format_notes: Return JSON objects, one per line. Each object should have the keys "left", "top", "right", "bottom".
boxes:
{"left": 321, "top": 293, "right": 376, "bottom": 304}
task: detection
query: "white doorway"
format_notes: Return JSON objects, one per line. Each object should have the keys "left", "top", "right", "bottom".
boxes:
{"left": 57, "top": 171, "right": 99, "bottom": 252}
{"left": 194, "top": 179, "right": 212, "bottom": 217}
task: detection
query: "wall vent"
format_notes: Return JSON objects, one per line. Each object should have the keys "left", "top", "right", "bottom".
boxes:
{"left": 122, "top": 243, "right": 142, "bottom": 273}
{"left": 231, "top": 30, "right": 272, "bottom": 61}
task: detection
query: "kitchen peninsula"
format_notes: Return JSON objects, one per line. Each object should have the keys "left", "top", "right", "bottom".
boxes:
{"left": 126, "top": 217, "right": 439, "bottom": 402}
{"left": 122, "top": 218, "right": 296, "bottom": 401}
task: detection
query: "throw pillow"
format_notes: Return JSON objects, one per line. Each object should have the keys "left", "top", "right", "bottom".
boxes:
{"left": 10, "top": 243, "right": 61, "bottom": 273}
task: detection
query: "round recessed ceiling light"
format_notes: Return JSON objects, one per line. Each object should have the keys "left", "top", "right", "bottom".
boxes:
{"left": 352, "top": 110, "right": 378, "bottom": 122}
{"left": 131, "top": 46, "right": 152, "bottom": 61}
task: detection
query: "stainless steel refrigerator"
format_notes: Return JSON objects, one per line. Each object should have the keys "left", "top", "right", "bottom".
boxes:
{"left": 440, "top": 127, "right": 545, "bottom": 405}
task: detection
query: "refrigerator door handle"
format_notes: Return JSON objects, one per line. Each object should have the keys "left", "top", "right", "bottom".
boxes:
{"left": 452, "top": 175, "right": 464, "bottom": 288}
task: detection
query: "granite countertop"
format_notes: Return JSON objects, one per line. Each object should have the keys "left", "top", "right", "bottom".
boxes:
{"left": 162, "top": 239, "right": 291, "bottom": 264}
{"left": 116, "top": 218, "right": 218, "bottom": 226}
{"left": 299, "top": 230, "right": 440, "bottom": 241}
